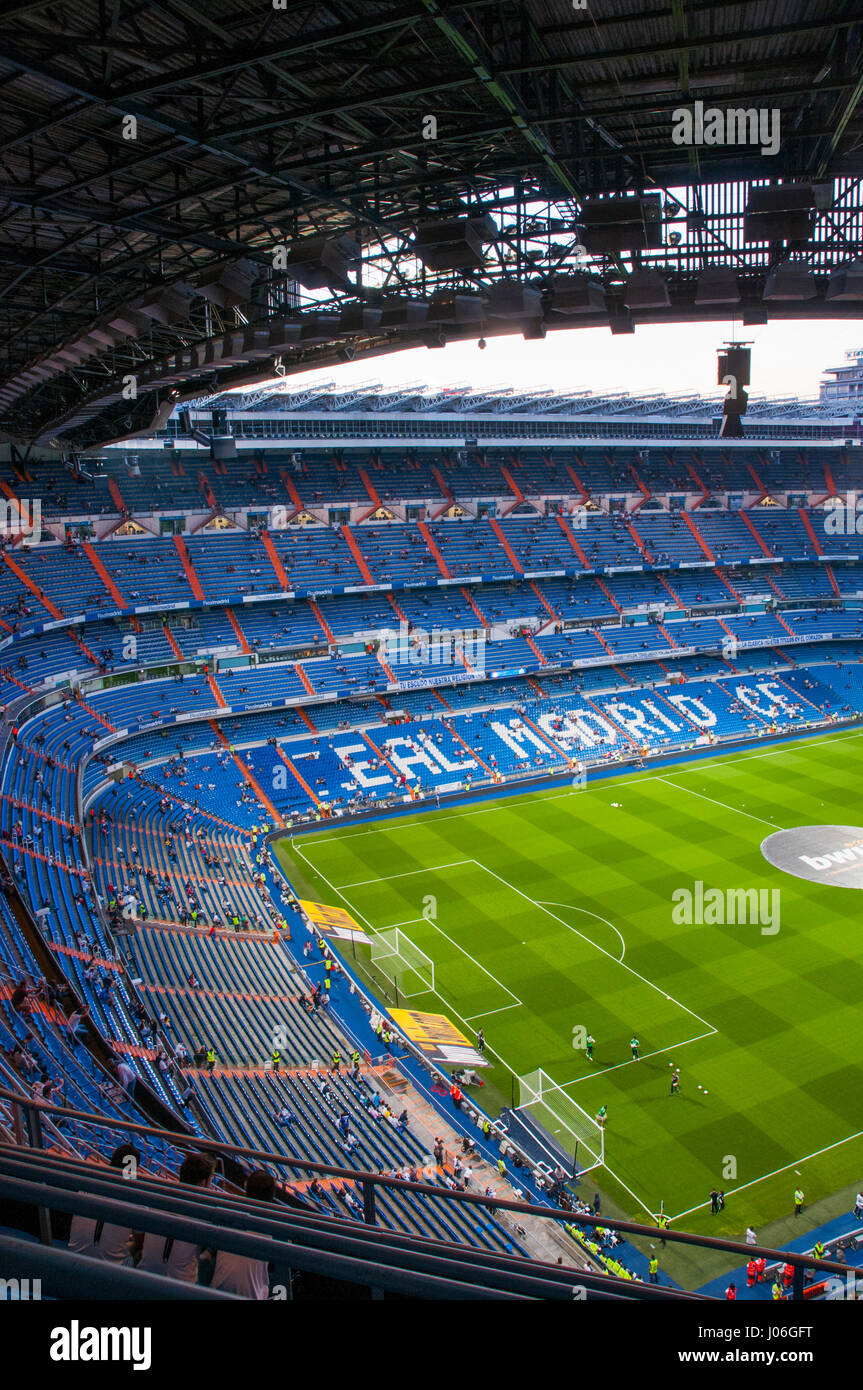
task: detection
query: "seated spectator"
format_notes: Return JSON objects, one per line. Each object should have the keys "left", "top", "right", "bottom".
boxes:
{"left": 134, "top": 1152, "right": 216, "bottom": 1282}
{"left": 209, "top": 1170, "right": 276, "bottom": 1300}
{"left": 68, "top": 1143, "right": 141, "bottom": 1263}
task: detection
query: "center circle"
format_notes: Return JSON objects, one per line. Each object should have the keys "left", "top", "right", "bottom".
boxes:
{"left": 761, "top": 825, "right": 863, "bottom": 890}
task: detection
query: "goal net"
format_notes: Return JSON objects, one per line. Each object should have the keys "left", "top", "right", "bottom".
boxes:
{"left": 370, "top": 927, "right": 435, "bottom": 998}
{"left": 516, "top": 1068, "right": 605, "bottom": 1173}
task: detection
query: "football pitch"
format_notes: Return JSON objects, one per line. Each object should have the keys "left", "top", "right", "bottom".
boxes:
{"left": 276, "top": 729, "right": 863, "bottom": 1245}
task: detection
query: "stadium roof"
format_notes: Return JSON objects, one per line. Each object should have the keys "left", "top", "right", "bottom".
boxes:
{"left": 1, "top": 0, "right": 862, "bottom": 449}
{"left": 197, "top": 380, "right": 850, "bottom": 422}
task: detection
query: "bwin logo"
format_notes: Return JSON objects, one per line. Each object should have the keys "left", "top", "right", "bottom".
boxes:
{"left": 50, "top": 1322, "right": 152, "bottom": 1372}
{"left": 672, "top": 880, "right": 780, "bottom": 935}
{"left": 671, "top": 101, "right": 780, "bottom": 157}
{"left": 799, "top": 842, "right": 863, "bottom": 872}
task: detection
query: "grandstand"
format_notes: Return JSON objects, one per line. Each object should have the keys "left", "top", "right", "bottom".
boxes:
{"left": 3, "top": 403, "right": 863, "bottom": 1308}
{"left": 0, "top": 0, "right": 862, "bottom": 1334}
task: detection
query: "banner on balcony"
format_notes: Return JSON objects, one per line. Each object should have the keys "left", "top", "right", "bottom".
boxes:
{"left": 300, "top": 900, "right": 367, "bottom": 945}
{"left": 390, "top": 1009, "right": 489, "bottom": 1069}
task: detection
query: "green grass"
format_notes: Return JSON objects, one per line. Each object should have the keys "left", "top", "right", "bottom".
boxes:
{"left": 275, "top": 729, "right": 863, "bottom": 1269}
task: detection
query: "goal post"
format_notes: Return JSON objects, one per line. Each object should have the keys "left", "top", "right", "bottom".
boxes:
{"left": 516, "top": 1068, "right": 605, "bottom": 1173}
{"left": 370, "top": 927, "right": 435, "bottom": 999}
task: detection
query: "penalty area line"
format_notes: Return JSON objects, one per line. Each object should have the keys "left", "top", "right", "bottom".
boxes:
{"left": 670, "top": 1126, "right": 863, "bottom": 1223}
{"left": 559, "top": 1029, "right": 718, "bottom": 1087}
{"left": 473, "top": 860, "right": 716, "bottom": 1034}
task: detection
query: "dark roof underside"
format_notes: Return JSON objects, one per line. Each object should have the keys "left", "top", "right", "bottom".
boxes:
{"left": 1, "top": 0, "right": 862, "bottom": 448}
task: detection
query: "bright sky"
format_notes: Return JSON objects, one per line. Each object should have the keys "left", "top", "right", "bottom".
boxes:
{"left": 255, "top": 318, "right": 863, "bottom": 405}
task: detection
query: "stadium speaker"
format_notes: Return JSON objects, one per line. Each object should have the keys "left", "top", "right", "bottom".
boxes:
{"left": 763, "top": 262, "right": 817, "bottom": 301}
{"left": 484, "top": 284, "right": 543, "bottom": 319}
{"left": 298, "top": 312, "right": 340, "bottom": 345}
{"left": 241, "top": 326, "right": 275, "bottom": 359}
{"left": 178, "top": 408, "right": 192, "bottom": 435}
{"left": 609, "top": 310, "right": 635, "bottom": 334}
{"left": 694, "top": 267, "right": 741, "bottom": 306}
{"left": 717, "top": 348, "right": 751, "bottom": 388}
{"left": 578, "top": 194, "right": 663, "bottom": 254}
{"left": 280, "top": 234, "right": 360, "bottom": 290}
{"left": 377, "top": 296, "right": 429, "bottom": 329}
{"left": 134, "top": 283, "right": 195, "bottom": 325}
{"left": 211, "top": 436, "right": 237, "bottom": 461}
{"left": 624, "top": 268, "right": 670, "bottom": 309}
{"left": 427, "top": 292, "right": 484, "bottom": 325}
{"left": 720, "top": 398, "right": 747, "bottom": 438}
{"left": 413, "top": 214, "right": 497, "bottom": 271}
{"left": 337, "top": 304, "right": 383, "bottom": 334}
{"left": 211, "top": 409, "right": 228, "bottom": 434}
{"left": 546, "top": 276, "right": 605, "bottom": 315}
{"left": 195, "top": 257, "right": 258, "bottom": 309}
{"left": 826, "top": 259, "right": 863, "bottom": 302}
{"left": 743, "top": 185, "right": 815, "bottom": 243}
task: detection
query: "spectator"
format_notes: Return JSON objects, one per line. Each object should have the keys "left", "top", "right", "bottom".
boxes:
{"left": 115, "top": 1056, "right": 137, "bottom": 1096}
{"left": 134, "top": 1152, "right": 216, "bottom": 1282}
{"left": 210, "top": 1170, "right": 276, "bottom": 1299}
{"left": 68, "top": 1143, "right": 142, "bottom": 1264}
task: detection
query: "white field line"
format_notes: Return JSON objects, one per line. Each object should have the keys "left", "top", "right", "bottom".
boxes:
{"left": 370, "top": 912, "right": 522, "bottom": 1009}
{"left": 336, "top": 859, "right": 471, "bottom": 889}
{"left": 655, "top": 776, "right": 784, "bottom": 831}
{"left": 464, "top": 1002, "right": 523, "bottom": 1022}
{"left": 290, "top": 840, "right": 688, "bottom": 1218}
{"left": 295, "top": 727, "right": 863, "bottom": 848}
{"left": 671, "top": 1127, "right": 863, "bottom": 1223}
{"left": 538, "top": 900, "right": 627, "bottom": 962}
{"left": 291, "top": 840, "right": 521, "bottom": 1047}
{"left": 563, "top": 1030, "right": 718, "bottom": 1085}
{"left": 474, "top": 861, "right": 717, "bottom": 1035}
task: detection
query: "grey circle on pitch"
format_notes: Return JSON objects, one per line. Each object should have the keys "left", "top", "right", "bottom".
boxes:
{"left": 761, "top": 825, "right": 863, "bottom": 890}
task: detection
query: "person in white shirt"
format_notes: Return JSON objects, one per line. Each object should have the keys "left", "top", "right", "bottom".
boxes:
{"left": 134, "top": 1152, "right": 215, "bottom": 1282}
{"left": 746, "top": 1226, "right": 757, "bottom": 1245}
{"left": 68, "top": 1143, "right": 140, "bottom": 1264}
{"left": 209, "top": 1170, "right": 275, "bottom": 1300}
{"left": 117, "top": 1057, "right": 137, "bottom": 1087}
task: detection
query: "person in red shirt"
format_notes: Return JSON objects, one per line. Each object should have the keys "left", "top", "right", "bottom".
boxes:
{"left": 746, "top": 1259, "right": 758, "bottom": 1287}
{"left": 725, "top": 1282, "right": 737, "bottom": 1300}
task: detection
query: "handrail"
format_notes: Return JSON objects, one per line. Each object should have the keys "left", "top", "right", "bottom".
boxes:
{"left": 0, "top": 1150, "right": 682, "bottom": 1302}
{"left": 0, "top": 1084, "right": 849, "bottom": 1298}
{"left": 0, "top": 1234, "right": 240, "bottom": 1301}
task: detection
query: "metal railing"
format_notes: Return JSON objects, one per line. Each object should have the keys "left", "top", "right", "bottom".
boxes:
{"left": 0, "top": 1085, "right": 851, "bottom": 1301}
